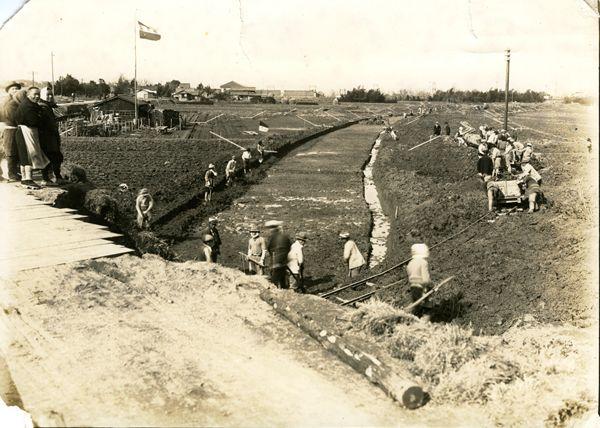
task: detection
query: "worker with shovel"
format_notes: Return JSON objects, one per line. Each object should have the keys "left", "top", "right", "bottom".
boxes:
{"left": 406, "top": 243, "right": 433, "bottom": 321}
{"left": 247, "top": 225, "right": 267, "bottom": 275}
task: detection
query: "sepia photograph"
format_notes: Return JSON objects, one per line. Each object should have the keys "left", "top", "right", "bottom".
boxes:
{"left": 0, "top": 0, "right": 598, "bottom": 426}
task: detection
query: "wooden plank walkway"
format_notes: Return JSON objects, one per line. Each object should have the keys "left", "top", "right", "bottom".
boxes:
{"left": 0, "top": 184, "right": 133, "bottom": 277}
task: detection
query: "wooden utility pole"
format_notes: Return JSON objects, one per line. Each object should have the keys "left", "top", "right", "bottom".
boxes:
{"left": 504, "top": 49, "right": 510, "bottom": 130}
{"left": 31, "top": 71, "right": 35, "bottom": 87}
{"left": 51, "top": 52, "right": 55, "bottom": 94}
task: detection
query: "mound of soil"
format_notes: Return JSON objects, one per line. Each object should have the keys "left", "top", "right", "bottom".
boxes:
{"left": 365, "top": 107, "right": 596, "bottom": 334}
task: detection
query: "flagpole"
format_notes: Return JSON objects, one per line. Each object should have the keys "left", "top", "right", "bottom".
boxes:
{"left": 134, "top": 12, "right": 138, "bottom": 128}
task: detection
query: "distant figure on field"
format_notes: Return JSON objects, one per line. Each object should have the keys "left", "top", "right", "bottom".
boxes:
{"left": 201, "top": 217, "right": 221, "bottom": 262}
{"left": 287, "top": 232, "right": 307, "bottom": 293}
{"left": 406, "top": 243, "right": 433, "bottom": 321}
{"left": 339, "top": 232, "right": 365, "bottom": 278}
{"left": 443, "top": 121, "right": 451, "bottom": 136}
{"left": 199, "top": 234, "right": 213, "bottom": 262}
{"left": 477, "top": 150, "right": 494, "bottom": 180}
{"left": 225, "top": 155, "right": 236, "bottom": 186}
{"left": 433, "top": 121, "right": 441, "bottom": 136}
{"left": 247, "top": 225, "right": 267, "bottom": 275}
{"left": 266, "top": 220, "right": 292, "bottom": 289}
{"left": 135, "top": 188, "right": 154, "bottom": 229}
{"left": 257, "top": 140, "right": 265, "bottom": 163}
{"left": 204, "top": 163, "right": 217, "bottom": 203}
{"left": 242, "top": 147, "right": 252, "bottom": 173}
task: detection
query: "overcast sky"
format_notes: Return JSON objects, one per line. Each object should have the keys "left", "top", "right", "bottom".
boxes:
{"left": 0, "top": 0, "right": 598, "bottom": 95}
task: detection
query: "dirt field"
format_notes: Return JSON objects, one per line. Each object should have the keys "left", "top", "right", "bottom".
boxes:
{"left": 172, "top": 123, "right": 381, "bottom": 289}
{"left": 0, "top": 255, "right": 492, "bottom": 427}
{"left": 356, "top": 103, "right": 598, "bottom": 334}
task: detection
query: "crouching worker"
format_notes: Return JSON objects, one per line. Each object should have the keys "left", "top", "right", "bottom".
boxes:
{"left": 340, "top": 232, "right": 365, "bottom": 278}
{"left": 406, "top": 243, "right": 433, "bottom": 321}
{"left": 135, "top": 188, "right": 154, "bottom": 229}
{"left": 484, "top": 176, "right": 499, "bottom": 212}
{"left": 521, "top": 175, "right": 542, "bottom": 213}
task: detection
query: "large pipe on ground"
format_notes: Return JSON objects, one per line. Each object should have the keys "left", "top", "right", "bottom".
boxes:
{"left": 259, "top": 288, "right": 426, "bottom": 409}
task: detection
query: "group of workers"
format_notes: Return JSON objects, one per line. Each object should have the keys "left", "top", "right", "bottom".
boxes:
{"left": 472, "top": 124, "right": 544, "bottom": 213}
{"left": 204, "top": 141, "right": 268, "bottom": 203}
{"left": 194, "top": 217, "right": 368, "bottom": 294}
{"left": 0, "top": 82, "right": 65, "bottom": 188}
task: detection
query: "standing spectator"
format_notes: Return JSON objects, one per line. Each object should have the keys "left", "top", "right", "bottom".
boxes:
{"left": 432, "top": 121, "right": 441, "bottom": 136}
{"left": 1, "top": 82, "right": 22, "bottom": 181}
{"left": 247, "top": 225, "right": 267, "bottom": 275}
{"left": 241, "top": 147, "right": 252, "bottom": 173}
{"left": 135, "top": 188, "right": 154, "bottom": 229}
{"left": 339, "top": 232, "right": 365, "bottom": 278}
{"left": 477, "top": 149, "right": 494, "bottom": 180}
{"left": 38, "top": 90, "right": 65, "bottom": 185}
{"left": 287, "top": 231, "right": 307, "bottom": 293}
{"left": 204, "top": 163, "right": 217, "bottom": 203}
{"left": 15, "top": 87, "right": 49, "bottom": 189}
{"left": 504, "top": 138, "right": 514, "bottom": 174}
{"left": 443, "top": 121, "right": 451, "bottom": 136}
{"left": 201, "top": 217, "right": 221, "bottom": 262}
{"left": 225, "top": 155, "right": 236, "bottom": 186}
{"left": 266, "top": 220, "right": 292, "bottom": 289}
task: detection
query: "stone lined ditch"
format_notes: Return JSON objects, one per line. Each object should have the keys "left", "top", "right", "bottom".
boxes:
{"left": 363, "top": 131, "right": 391, "bottom": 268}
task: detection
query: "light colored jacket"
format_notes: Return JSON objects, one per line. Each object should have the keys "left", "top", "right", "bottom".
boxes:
{"left": 406, "top": 256, "right": 430, "bottom": 285}
{"left": 248, "top": 236, "right": 267, "bottom": 263}
{"left": 225, "top": 159, "right": 236, "bottom": 175}
{"left": 287, "top": 240, "right": 304, "bottom": 274}
{"left": 344, "top": 240, "right": 365, "bottom": 270}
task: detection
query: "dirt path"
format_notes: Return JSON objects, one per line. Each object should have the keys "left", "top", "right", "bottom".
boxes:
{"left": 1, "top": 255, "right": 486, "bottom": 426}
{"left": 173, "top": 123, "right": 386, "bottom": 291}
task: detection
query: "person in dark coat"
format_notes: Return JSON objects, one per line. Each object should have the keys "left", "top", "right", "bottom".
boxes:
{"left": 1, "top": 82, "right": 22, "bottom": 181}
{"left": 38, "top": 91, "right": 65, "bottom": 185}
{"left": 477, "top": 150, "right": 494, "bottom": 180}
{"left": 265, "top": 220, "right": 292, "bottom": 289}
{"left": 443, "top": 121, "right": 451, "bottom": 136}
{"left": 433, "top": 121, "right": 442, "bottom": 136}
{"left": 200, "top": 217, "right": 221, "bottom": 262}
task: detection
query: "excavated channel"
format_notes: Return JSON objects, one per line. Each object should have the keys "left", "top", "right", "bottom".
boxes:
{"left": 363, "top": 131, "right": 391, "bottom": 268}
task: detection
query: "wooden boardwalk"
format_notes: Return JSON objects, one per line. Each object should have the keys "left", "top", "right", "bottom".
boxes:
{"left": 0, "top": 184, "right": 133, "bottom": 277}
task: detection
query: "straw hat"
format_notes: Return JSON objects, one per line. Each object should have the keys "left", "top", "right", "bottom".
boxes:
{"left": 208, "top": 163, "right": 215, "bottom": 168}
{"left": 339, "top": 232, "right": 350, "bottom": 239}
{"left": 5, "top": 81, "right": 21, "bottom": 92}
{"left": 249, "top": 224, "right": 260, "bottom": 232}
{"left": 265, "top": 220, "right": 282, "bottom": 228}
{"left": 208, "top": 217, "right": 218, "bottom": 224}
{"left": 296, "top": 231, "right": 308, "bottom": 241}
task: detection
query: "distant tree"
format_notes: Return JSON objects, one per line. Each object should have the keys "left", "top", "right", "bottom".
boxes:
{"left": 98, "top": 79, "right": 110, "bottom": 98}
{"left": 55, "top": 74, "right": 80, "bottom": 96}
{"left": 114, "top": 75, "right": 131, "bottom": 95}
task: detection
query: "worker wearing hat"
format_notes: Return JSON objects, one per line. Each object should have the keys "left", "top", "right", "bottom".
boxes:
{"left": 1, "top": 82, "right": 22, "bottom": 181}
{"left": 287, "top": 231, "right": 307, "bottom": 293}
{"left": 200, "top": 217, "right": 221, "bottom": 262}
{"left": 204, "top": 163, "right": 217, "bottom": 204}
{"left": 406, "top": 243, "right": 433, "bottom": 321}
{"left": 225, "top": 155, "right": 236, "bottom": 186}
{"left": 247, "top": 224, "right": 267, "bottom": 275}
{"left": 135, "top": 188, "right": 154, "bottom": 229}
{"left": 339, "top": 232, "right": 365, "bottom": 278}
{"left": 521, "top": 142, "right": 533, "bottom": 165}
{"left": 241, "top": 147, "right": 252, "bottom": 173}
{"left": 265, "top": 220, "right": 291, "bottom": 289}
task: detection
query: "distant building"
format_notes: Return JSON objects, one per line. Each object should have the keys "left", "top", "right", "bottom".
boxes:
{"left": 91, "top": 95, "right": 151, "bottom": 121}
{"left": 282, "top": 89, "right": 318, "bottom": 99}
{"left": 176, "top": 83, "right": 191, "bottom": 91}
{"left": 136, "top": 89, "right": 158, "bottom": 100}
{"left": 219, "top": 81, "right": 256, "bottom": 93}
{"left": 172, "top": 88, "right": 201, "bottom": 101}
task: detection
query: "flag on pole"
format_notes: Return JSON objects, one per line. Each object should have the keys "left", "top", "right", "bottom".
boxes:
{"left": 138, "top": 21, "right": 161, "bottom": 41}
{"left": 258, "top": 121, "right": 269, "bottom": 133}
